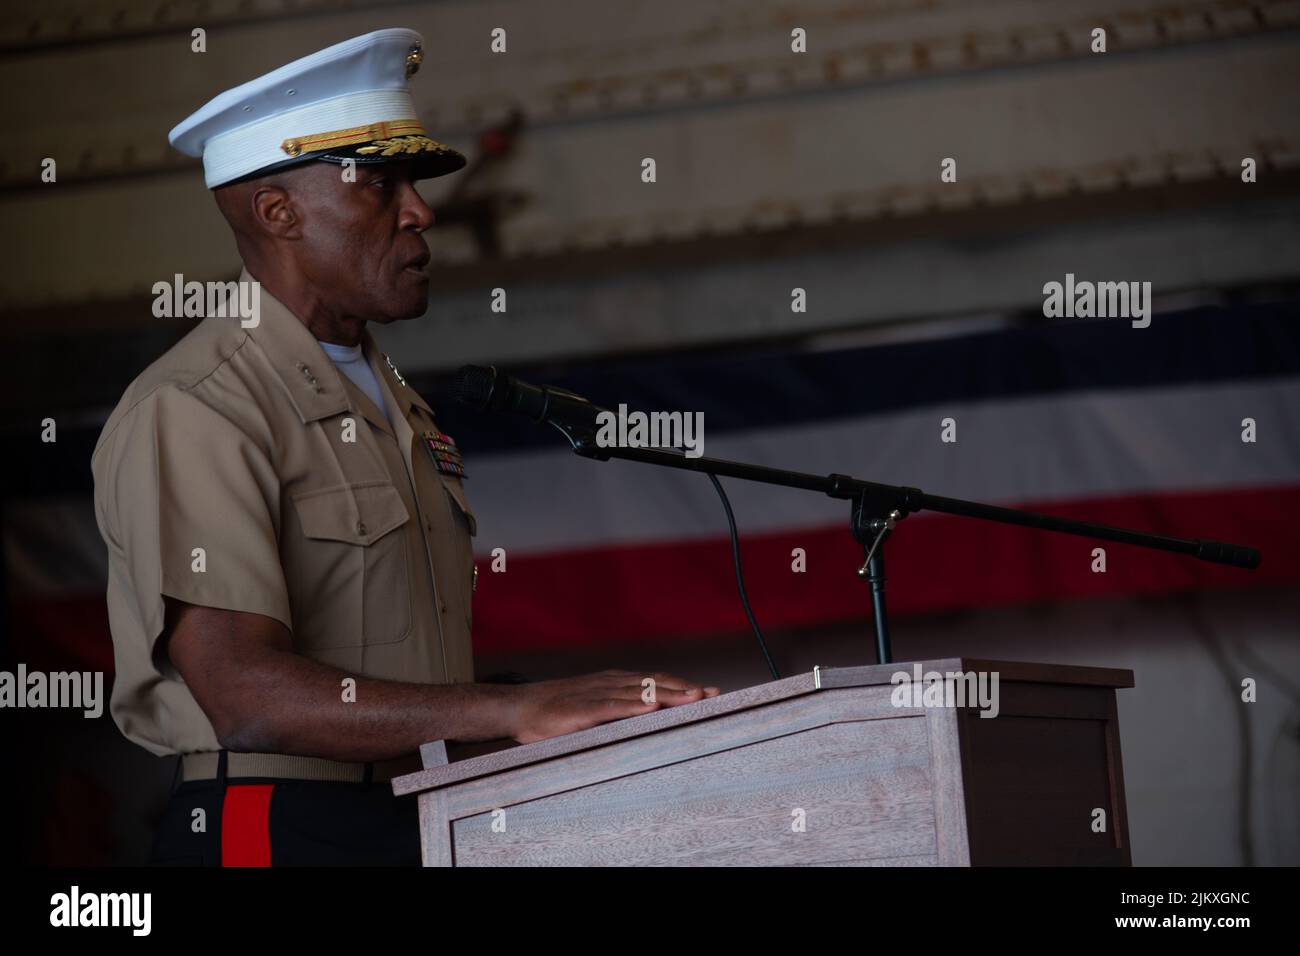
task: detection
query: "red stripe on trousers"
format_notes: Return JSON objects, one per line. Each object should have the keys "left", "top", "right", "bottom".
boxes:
{"left": 221, "top": 784, "right": 274, "bottom": 867}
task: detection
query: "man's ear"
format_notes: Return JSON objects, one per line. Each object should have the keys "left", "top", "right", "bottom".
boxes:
{"left": 250, "top": 184, "right": 301, "bottom": 239}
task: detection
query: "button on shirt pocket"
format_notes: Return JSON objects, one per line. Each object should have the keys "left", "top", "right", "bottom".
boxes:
{"left": 287, "top": 482, "right": 413, "bottom": 650}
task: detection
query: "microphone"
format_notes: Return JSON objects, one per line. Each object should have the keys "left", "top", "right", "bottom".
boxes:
{"left": 454, "top": 365, "right": 606, "bottom": 440}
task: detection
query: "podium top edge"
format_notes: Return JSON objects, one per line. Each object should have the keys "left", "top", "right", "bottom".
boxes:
{"left": 392, "top": 658, "right": 1133, "bottom": 797}
{"left": 816, "top": 658, "right": 1136, "bottom": 690}
{"left": 393, "top": 669, "right": 819, "bottom": 795}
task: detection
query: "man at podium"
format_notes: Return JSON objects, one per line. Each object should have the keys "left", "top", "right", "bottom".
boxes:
{"left": 90, "top": 29, "right": 719, "bottom": 867}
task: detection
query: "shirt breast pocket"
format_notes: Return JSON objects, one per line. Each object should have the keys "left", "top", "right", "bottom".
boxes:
{"left": 439, "top": 476, "right": 477, "bottom": 538}
{"left": 288, "top": 481, "right": 413, "bottom": 649}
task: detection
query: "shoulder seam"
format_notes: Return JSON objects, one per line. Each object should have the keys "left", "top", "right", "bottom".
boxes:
{"left": 185, "top": 330, "right": 253, "bottom": 394}
{"left": 94, "top": 330, "right": 253, "bottom": 451}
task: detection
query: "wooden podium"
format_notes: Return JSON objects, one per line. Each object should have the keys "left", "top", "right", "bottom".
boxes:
{"left": 392, "top": 658, "right": 1133, "bottom": 866}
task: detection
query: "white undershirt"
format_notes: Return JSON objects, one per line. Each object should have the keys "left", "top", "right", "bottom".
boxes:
{"left": 318, "top": 340, "right": 391, "bottom": 422}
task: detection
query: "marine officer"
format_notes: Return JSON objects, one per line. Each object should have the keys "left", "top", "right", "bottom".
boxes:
{"left": 91, "top": 28, "right": 719, "bottom": 866}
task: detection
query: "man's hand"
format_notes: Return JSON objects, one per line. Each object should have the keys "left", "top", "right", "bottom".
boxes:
{"left": 510, "top": 669, "right": 721, "bottom": 744}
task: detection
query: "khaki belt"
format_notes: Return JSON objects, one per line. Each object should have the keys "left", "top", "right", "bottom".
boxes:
{"left": 181, "top": 751, "right": 422, "bottom": 784}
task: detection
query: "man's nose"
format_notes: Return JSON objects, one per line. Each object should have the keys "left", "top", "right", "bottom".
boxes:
{"left": 403, "top": 183, "right": 435, "bottom": 231}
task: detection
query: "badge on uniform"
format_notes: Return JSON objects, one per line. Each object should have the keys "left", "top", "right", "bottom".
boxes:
{"left": 421, "top": 429, "right": 466, "bottom": 479}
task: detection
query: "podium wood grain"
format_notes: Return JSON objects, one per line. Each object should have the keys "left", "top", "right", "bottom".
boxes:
{"left": 394, "top": 658, "right": 1134, "bottom": 866}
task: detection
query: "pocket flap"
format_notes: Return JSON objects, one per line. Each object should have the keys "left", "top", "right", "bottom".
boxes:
{"left": 440, "top": 477, "right": 477, "bottom": 537}
{"left": 292, "top": 482, "right": 410, "bottom": 545}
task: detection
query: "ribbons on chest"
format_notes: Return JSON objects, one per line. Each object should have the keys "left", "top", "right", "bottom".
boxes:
{"left": 420, "top": 429, "right": 466, "bottom": 479}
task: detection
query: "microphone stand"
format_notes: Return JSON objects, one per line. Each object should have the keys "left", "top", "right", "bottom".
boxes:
{"left": 555, "top": 427, "right": 1261, "bottom": 666}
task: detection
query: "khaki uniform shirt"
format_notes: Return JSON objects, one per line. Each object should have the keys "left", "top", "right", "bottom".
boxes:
{"left": 91, "top": 271, "right": 476, "bottom": 757}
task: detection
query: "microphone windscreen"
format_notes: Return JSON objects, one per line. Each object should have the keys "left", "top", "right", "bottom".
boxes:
{"left": 454, "top": 365, "right": 497, "bottom": 409}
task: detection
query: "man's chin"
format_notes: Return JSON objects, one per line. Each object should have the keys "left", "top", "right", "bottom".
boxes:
{"left": 373, "top": 286, "right": 429, "bottom": 323}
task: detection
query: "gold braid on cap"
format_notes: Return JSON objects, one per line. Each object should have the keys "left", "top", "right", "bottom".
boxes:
{"left": 280, "top": 119, "right": 452, "bottom": 158}
{"left": 357, "top": 135, "right": 452, "bottom": 157}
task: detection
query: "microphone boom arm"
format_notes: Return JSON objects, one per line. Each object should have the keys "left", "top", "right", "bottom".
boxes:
{"left": 566, "top": 435, "right": 1261, "bottom": 664}
{"left": 455, "top": 365, "right": 1260, "bottom": 664}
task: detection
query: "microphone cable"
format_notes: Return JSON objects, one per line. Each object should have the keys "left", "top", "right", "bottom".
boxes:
{"left": 708, "top": 474, "right": 780, "bottom": 681}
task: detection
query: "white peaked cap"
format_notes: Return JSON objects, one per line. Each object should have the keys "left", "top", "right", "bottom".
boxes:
{"left": 168, "top": 28, "right": 465, "bottom": 188}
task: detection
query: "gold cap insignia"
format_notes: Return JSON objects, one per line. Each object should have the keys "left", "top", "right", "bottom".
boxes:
{"left": 280, "top": 119, "right": 428, "bottom": 157}
{"left": 356, "top": 134, "right": 452, "bottom": 157}
{"left": 405, "top": 43, "right": 423, "bottom": 78}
